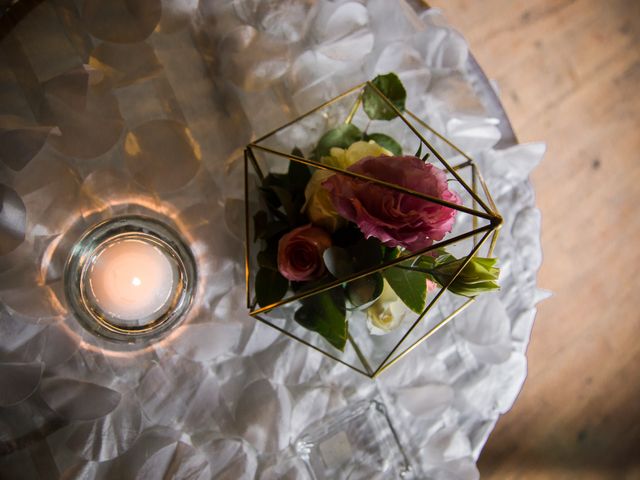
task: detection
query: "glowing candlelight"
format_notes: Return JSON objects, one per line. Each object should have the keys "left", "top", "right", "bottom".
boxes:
{"left": 66, "top": 215, "right": 196, "bottom": 343}
{"left": 86, "top": 237, "right": 179, "bottom": 325}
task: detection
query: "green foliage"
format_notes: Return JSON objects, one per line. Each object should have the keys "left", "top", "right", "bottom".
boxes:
{"left": 332, "top": 224, "right": 365, "bottom": 248}
{"left": 384, "top": 246, "right": 401, "bottom": 262}
{"left": 288, "top": 151, "right": 311, "bottom": 189}
{"left": 314, "top": 123, "right": 363, "bottom": 159}
{"left": 363, "top": 73, "right": 407, "bottom": 120}
{"left": 258, "top": 149, "right": 310, "bottom": 227}
{"left": 324, "top": 228, "right": 382, "bottom": 274}
{"left": 350, "top": 237, "right": 384, "bottom": 271}
{"left": 253, "top": 211, "right": 268, "bottom": 241}
{"left": 251, "top": 71, "right": 499, "bottom": 351}
{"left": 294, "top": 289, "right": 348, "bottom": 351}
{"left": 364, "top": 133, "right": 402, "bottom": 156}
{"left": 383, "top": 261, "right": 428, "bottom": 314}
{"left": 257, "top": 249, "right": 277, "bottom": 271}
{"left": 323, "top": 246, "right": 354, "bottom": 278}
{"left": 268, "top": 185, "right": 297, "bottom": 221}
{"left": 346, "top": 273, "right": 384, "bottom": 309}
{"left": 252, "top": 148, "right": 313, "bottom": 308}
{"left": 414, "top": 142, "right": 431, "bottom": 162}
{"left": 259, "top": 221, "right": 289, "bottom": 241}
{"left": 255, "top": 267, "right": 289, "bottom": 307}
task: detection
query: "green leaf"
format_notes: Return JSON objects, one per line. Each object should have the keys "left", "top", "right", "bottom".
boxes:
{"left": 269, "top": 186, "right": 297, "bottom": 223}
{"left": 323, "top": 246, "right": 354, "bottom": 278}
{"left": 260, "top": 220, "right": 289, "bottom": 240}
{"left": 384, "top": 247, "right": 401, "bottom": 262}
{"left": 259, "top": 186, "right": 280, "bottom": 209}
{"left": 346, "top": 273, "right": 384, "bottom": 309}
{"left": 294, "top": 289, "right": 348, "bottom": 351}
{"left": 363, "top": 72, "right": 407, "bottom": 121}
{"left": 364, "top": 133, "right": 402, "bottom": 156}
{"left": 263, "top": 173, "right": 289, "bottom": 189}
{"left": 350, "top": 237, "right": 384, "bottom": 271}
{"left": 288, "top": 156, "right": 311, "bottom": 190}
{"left": 415, "top": 142, "right": 423, "bottom": 158}
{"left": 257, "top": 248, "right": 278, "bottom": 271}
{"left": 383, "top": 264, "right": 428, "bottom": 314}
{"left": 253, "top": 211, "right": 268, "bottom": 241}
{"left": 314, "top": 123, "right": 363, "bottom": 159}
{"left": 332, "top": 224, "right": 365, "bottom": 248}
{"left": 255, "top": 268, "right": 289, "bottom": 307}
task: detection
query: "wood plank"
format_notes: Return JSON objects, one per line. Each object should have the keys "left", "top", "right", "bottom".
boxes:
{"left": 428, "top": 0, "right": 640, "bottom": 478}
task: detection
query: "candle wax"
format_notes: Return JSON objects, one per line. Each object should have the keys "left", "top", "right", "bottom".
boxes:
{"left": 87, "top": 238, "right": 178, "bottom": 324}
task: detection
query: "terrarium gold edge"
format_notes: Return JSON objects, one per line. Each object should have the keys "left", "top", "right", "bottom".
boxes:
{"left": 244, "top": 78, "right": 503, "bottom": 376}
{"left": 248, "top": 144, "right": 497, "bottom": 221}
{"left": 252, "top": 312, "right": 373, "bottom": 377}
{"left": 365, "top": 80, "right": 496, "bottom": 216}
{"left": 248, "top": 224, "right": 494, "bottom": 316}
{"left": 372, "top": 227, "right": 494, "bottom": 376}
{"left": 373, "top": 297, "right": 476, "bottom": 377}
{"left": 252, "top": 81, "right": 368, "bottom": 145}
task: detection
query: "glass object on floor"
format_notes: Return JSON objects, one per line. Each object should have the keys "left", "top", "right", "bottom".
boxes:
{"left": 295, "top": 399, "right": 413, "bottom": 479}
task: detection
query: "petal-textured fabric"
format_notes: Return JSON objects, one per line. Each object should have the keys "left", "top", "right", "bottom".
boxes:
{"left": 0, "top": 1, "right": 543, "bottom": 478}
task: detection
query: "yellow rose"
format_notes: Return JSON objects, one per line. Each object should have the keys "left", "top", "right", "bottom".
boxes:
{"left": 303, "top": 140, "right": 392, "bottom": 231}
{"left": 303, "top": 170, "right": 345, "bottom": 232}
{"left": 366, "top": 280, "right": 406, "bottom": 335}
{"left": 323, "top": 140, "right": 393, "bottom": 170}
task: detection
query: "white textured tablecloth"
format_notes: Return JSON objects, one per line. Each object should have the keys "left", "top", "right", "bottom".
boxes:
{"left": 0, "top": 1, "right": 545, "bottom": 478}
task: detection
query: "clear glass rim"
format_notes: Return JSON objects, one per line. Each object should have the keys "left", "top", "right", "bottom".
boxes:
{"left": 64, "top": 215, "right": 197, "bottom": 344}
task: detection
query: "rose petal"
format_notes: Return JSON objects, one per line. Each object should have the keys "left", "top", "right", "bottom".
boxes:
{"left": 324, "top": 156, "right": 459, "bottom": 251}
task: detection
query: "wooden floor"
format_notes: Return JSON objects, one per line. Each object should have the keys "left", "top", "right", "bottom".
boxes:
{"left": 428, "top": 1, "right": 640, "bottom": 478}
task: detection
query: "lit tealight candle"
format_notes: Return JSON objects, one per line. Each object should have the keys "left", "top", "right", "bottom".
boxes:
{"left": 86, "top": 237, "right": 179, "bottom": 326}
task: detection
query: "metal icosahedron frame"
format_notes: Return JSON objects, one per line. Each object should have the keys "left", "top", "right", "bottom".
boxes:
{"left": 244, "top": 80, "right": 502, "bottom": 378}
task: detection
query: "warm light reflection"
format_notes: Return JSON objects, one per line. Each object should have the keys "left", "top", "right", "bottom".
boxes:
{"left": 46, "top": 198, "right": 210, "bottom": 356}
{"left": 86, "top": 237, "right": 178, "bottom": 323}
{"left": 63, "top": 301, "right": 208, "bottom": 359}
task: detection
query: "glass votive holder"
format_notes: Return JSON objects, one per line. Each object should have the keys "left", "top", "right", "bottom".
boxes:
{"left": 64, "top": 215, "right": 196, "bottom": 344}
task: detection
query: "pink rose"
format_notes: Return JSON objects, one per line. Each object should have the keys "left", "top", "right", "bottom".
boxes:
{"left": 323, "top": 155, "right": 460, "bottom": 252}
{"left": 277, "top": 224, "right": 332, "bottom": 282}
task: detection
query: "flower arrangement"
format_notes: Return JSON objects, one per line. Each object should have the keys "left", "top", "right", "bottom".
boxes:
{"left": 245, "top": 73, "right": 502, "bottom": 375}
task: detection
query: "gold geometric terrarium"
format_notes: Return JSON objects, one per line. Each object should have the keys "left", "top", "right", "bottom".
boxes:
{"left": 244, "top": 80, "right": 502, "bottom": 378}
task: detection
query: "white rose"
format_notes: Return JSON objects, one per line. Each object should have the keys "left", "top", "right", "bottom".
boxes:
{"left": 366, "top": 280, "right": 406, "bottom": 335}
